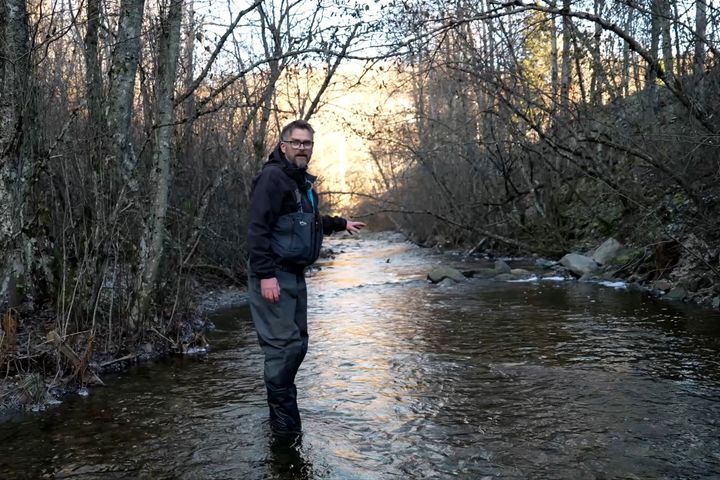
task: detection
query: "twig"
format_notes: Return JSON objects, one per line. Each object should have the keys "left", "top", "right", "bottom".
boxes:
{"left": 99, "top": 354, "right": 138, "bottom": 368}
{"left": 466, "top": 238, "right": 487, "bottom": 257}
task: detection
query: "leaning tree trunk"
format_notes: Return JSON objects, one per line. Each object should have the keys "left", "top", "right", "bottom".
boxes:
{"left": 130, "top": 0, "right": 184, "bottom": 329}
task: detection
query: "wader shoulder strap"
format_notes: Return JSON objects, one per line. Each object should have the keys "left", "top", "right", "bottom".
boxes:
{"left": 292, "top": 188, "right": 303, "bottom": 213}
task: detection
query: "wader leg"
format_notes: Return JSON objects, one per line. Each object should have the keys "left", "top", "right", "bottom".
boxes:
{"left": 249, "top": 270, "right": 308, "bottom": 435}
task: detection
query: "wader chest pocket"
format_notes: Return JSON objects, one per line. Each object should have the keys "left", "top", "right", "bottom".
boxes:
{"left": 271, "top": 212, "right": 320, "bottom": 265}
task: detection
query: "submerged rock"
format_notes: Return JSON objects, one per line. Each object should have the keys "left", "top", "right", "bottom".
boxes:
{"left": 437, "top": 278, "right": 457, "bottom": 288}
{"left": 473, "top": 268, "right": 499, "bottom": 278}
{"left": 510, "top": 268, "right": 532, "bottom": 276}
{"left": 427, "top": 266, "right": 466, "bottom": 283}
{"left": 579, "top": 272, "right": 601, "bottom": 282}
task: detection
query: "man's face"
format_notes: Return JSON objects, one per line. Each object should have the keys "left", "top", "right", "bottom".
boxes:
{"left": 280, "top": 128, "right": 314, "bottom": 169}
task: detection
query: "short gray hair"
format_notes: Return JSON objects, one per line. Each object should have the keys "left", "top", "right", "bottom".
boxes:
{"left": 280, "top": 120, "right": 315, "bottom": 141}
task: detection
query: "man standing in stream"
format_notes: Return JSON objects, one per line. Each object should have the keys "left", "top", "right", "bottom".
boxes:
{"left": 247, "top": 120, "right": 366, "bottom": 437}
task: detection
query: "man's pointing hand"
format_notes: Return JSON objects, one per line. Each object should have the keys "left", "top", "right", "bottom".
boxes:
{"left": 345, "top": 220, "right": 366, "bottom": 235}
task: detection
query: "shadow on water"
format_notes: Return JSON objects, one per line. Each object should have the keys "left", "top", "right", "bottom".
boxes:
{"left": 1, "top": 235, "right": 720, "bottom": 479}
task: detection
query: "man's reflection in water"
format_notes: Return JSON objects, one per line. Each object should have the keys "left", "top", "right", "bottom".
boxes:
{"left": 269, "top": 434, "right": 314, "bottom": 479}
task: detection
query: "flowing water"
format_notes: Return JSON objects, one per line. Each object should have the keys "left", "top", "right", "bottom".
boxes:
{"left": 2, "top": 234, "right": 720, "bottom": 479}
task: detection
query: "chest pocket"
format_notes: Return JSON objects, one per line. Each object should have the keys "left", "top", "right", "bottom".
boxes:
{"left": 270, "top": 188, "right": 323, "bottom": 266}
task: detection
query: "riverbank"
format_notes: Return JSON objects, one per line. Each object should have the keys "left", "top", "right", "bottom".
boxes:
{"left": 0, "top": 280, "right": 246, "bottom": 415}
{"left": 423, "top": 231, "right": 720, "bottom": 313}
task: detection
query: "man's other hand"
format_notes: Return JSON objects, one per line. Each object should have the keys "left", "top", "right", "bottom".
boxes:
{"left": 346, "top": 220, "right": 366, "bottom": 235}
{"left": 260, "top": 277, "right": 280, "bottom": 303}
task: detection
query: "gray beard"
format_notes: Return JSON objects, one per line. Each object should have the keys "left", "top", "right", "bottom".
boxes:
{"left": 293, "top": 157, "right": 308, "bottom": 169}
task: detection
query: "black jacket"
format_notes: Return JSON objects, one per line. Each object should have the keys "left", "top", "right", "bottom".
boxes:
{"left": 247, "top": 145, "right": 347, "bottom": 279}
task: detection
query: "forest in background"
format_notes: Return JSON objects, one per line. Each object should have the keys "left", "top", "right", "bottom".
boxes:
{"left": 1, "top": 0, "right": 719, "bottom": 403}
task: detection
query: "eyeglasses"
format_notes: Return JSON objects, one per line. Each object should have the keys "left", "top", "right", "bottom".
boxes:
{"left": 283, "top": 140, "right": 314, "bottom": 149}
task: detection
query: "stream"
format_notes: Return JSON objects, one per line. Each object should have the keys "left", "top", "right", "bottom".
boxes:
{"left": 1, "top": 234, "right": 720, "bottom": 479}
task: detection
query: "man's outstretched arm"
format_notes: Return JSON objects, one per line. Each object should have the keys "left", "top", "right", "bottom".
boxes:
{"left": 320, "top": 215, "right": 366, "bottom": 235}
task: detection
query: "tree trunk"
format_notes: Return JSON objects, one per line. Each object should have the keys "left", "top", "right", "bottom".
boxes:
{"left": 549, "top": 2, "right": 559, "bottom": 106}
{"left": 179, "top": 0, "right": 196, "bottom": 161}
{"left": 252, "top": 6, "right": 284, "bottom": 165}
{"left": 560, "top": 0, "right": 572, "bottom": 114}
{"left": 694, "top": 0, "right": 707, "bottom": 80}
{"left": 646, "top": 1, "right": 661, "bottom": 110}
{"left": 621, "top": 4, "right": 633, "bottom": 96}
{"left": 130, "top": 0, "right": 183, "bottom": 329}
{"left": 483, "top": 0, "right": 496, "bottom": 71}
{"left": 590, "top": 0, "right": 605, "bottom": 105}
{"left": 84, "top": 0, "right": 107, "bottom": 297}
{"left": 572, "top": 32, "right": 588, "bottom": 105}
{"left": 107, "top": 0, "right": 146, "bottom": 190}
{"left": 0, "top": 0, "right": 6, "bottom": 94}
{"left": 0, "top": 0, "right": 32, "bottom": 305}
{"left": 251, "top": 69, "right": 280, "bottom": 165}
{"left": 658, "top": 0, "right": 674, "bottom": 81}
{"left": 672, "top": 1, "right": 682, "bottom": 77}
{"left": 85, "top": 0, "right": 104, "bottom": 131}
